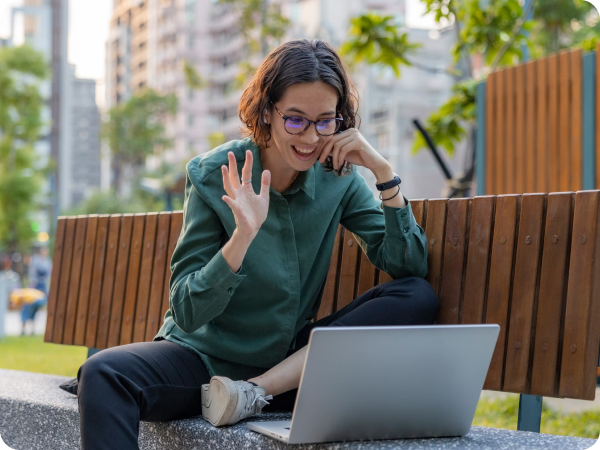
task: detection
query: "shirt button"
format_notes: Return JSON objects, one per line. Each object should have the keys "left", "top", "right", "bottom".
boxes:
{"left": 227, "top": 288, "right": 234, "bottom": 295}
{"left": 403, "top": 228, "right": 409, "bottom": 233}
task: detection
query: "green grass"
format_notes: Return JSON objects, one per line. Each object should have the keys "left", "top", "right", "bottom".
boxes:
{"left": 0, "top": 335, "right": 87, "bottom": 378}
{"left": 473, "top": 395, "right": 600, "bottom": 439}
{"left": 0, "top": 336, "right": 599, "bottom": 439}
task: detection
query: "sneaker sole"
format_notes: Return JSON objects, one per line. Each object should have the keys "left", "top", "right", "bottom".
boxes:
{"left": 201, "top": 377, "right": 238, "bottom": 427}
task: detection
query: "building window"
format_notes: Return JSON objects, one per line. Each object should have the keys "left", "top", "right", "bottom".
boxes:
{"left": 188, "top": 89, "right": 194, "bottom": 100}
{"left": 188, "top": 35, "right": 194, "bottom": 49}
{"left": 188, "top": 115, "right": 194, "bottom": 127}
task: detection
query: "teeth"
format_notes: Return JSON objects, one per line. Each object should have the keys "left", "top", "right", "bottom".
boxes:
{"left": 293, "top": 146, "right": 315, "bottom": 154}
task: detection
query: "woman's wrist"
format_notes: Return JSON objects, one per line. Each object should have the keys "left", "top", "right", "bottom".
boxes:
{"left": 371, "top": 162, "right": 406, "bottom": 208}
{"left": 222, "top": 229, "right": 257, "bottom": 274}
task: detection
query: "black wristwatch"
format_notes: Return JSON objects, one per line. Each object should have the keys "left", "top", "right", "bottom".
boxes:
{"left": 375, "top": 173, "right": 401, "bottom": 191}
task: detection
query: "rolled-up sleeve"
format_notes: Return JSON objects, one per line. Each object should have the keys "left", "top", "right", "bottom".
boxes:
{"left": 340, "top": 171, "right": 428, "bottom": 279}
{"left": 169, "top": 168, "right": 246, "bottom": 334}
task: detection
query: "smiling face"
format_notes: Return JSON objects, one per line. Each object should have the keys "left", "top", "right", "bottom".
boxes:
{"left": 265, "top": 81, "right": 339, "bottom": 173}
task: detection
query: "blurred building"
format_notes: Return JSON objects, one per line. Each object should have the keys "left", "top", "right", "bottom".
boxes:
{"left": 69, "top": 67, "right": 102, "bottom": 205}
{"left": 7, "top": 0, "right": 102, "bottom": 214}
{"left": 105, "top": 0, "right": 209, "bottom": 168}
{"left": 105, "top": 0, "right": 460, "bottom": 199}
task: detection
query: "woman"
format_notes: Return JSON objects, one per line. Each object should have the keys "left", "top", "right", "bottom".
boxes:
{"left": 77, "top": 39, "right": 439, "bottom": 449}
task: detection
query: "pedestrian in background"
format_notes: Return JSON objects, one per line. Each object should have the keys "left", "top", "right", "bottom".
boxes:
{"left": 20, "top": 247, "right": 52, "bottom": 335}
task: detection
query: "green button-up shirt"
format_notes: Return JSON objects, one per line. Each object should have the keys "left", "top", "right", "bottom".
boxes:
{"left": 154, "top": 137, "right": 428, "bottom": 380}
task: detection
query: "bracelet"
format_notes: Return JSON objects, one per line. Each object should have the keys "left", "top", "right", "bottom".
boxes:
{"left": 379, "top": 185, "right": 401, "bottom": 201}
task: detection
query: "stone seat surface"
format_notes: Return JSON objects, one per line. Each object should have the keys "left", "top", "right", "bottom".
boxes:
{"left": 0, "top": 369, "right": 595, "bottom": 450}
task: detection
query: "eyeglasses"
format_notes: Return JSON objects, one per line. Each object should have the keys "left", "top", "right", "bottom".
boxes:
{"left": 273, "top": 105, "right": 344, "bottom": 137}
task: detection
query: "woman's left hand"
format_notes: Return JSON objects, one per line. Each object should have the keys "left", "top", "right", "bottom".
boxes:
{"left": 318, "top": 128, "right": 387, "bottom": 172}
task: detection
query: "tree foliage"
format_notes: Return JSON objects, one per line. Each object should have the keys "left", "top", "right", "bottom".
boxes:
{"left": 345, "top": 0, "right": 600, "bottom": 156}
{"left": 0, "top": 45, "right": 49, "bottom": 251}
{"left": 103, "top": 89, "right": 178, "bottom": 166}
{"left": 219, "top": 0, "right": 290, "bottom": 55}
{"left": 339, "top": 14, "right": 420, "bottom": 77}
{"left": 412, "top": 79, "right": 477, "bottom": 155}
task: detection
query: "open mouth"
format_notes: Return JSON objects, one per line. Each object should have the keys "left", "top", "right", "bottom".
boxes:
{"left": 292, "top": 145, "right": 317, "bottom": 160}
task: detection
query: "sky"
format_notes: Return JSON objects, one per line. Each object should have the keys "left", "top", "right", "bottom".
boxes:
{"left": 0, "top": 0, "right": 435, "bottom": 83}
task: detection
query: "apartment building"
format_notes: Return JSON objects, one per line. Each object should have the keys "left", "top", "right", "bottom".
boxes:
{"left": 106, "top": 0, "right": 458, "bottom": 198}
{"left": 105, "top": 0, "right": 210, "bottom": 166}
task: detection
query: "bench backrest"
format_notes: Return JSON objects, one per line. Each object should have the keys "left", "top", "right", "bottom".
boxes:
{"left": 45, "top": 192, "right": 600, "bottom": 401}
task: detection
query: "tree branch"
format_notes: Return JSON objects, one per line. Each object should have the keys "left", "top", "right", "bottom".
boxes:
{"left": 490, "top": 0, "right": 535, "bottom": 70}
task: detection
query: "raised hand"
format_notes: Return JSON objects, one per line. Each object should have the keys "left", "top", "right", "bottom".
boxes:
{"left": 221, "top": 150, "right": 271, "bottom": 239}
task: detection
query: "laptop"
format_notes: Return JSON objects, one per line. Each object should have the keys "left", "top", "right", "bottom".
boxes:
{"left": 247, "top": 324, "right": 500, "bottom": 444}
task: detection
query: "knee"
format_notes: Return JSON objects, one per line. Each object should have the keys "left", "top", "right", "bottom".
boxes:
{"left": 78, "top": 351, "right": 115, "bottom": 394}
{"left": 396, "top": 277, "right": 440, "bottom": 324}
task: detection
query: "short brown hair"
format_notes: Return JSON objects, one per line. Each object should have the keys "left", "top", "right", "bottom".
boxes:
{"left": 238, "top": 39, "right": 359, "bottom": 148}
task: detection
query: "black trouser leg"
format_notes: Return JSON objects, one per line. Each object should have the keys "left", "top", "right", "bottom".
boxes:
{"left": 265, "top": 276, "right": 439, "bottom": 411}
{"left": 77, "top": 339, "right": 211, "bottom": 450}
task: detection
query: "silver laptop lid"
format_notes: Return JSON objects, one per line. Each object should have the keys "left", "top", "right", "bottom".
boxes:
{"left": 287, "top": 325, "right": 500, "bottom": 444}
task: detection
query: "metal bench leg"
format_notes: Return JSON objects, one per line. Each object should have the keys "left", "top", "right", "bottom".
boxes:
{"left": 517, "top": 394, "right": 542, "bottom": 432}
{"left": 87, "top": 347, "right": 101, "bottom": 359}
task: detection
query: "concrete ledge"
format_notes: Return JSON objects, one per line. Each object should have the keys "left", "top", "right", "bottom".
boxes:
{"left": 0, "top": 369, "right": 595, "bottom": 450}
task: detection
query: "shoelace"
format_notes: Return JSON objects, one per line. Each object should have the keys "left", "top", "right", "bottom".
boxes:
{"left": 236, "top": 382, "right": 273, "bottom": 420}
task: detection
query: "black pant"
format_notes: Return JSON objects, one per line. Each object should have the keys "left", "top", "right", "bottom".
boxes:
{"left": 77, "top": 277, "right": 439, "bottom": 450}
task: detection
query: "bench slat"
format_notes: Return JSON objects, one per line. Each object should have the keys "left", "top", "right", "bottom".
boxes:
{"left": 84, "top": 215, "right": 110, "bottom": 348}
{"left": 504, "top": 194, "right": 546, "bottom": 393}
{"left": 73, "top": 215, "right": 99, "bottom": 345}
{"left": 336, "top": 232, "right": 360, "bottom": 310}
{"left": 425, "top": 199, "right": 447, "bottom": 296}
{"left": 484, "top": 195, "right": 519, "bottom": 391}
{"left": 534, "top": 58, "right": 548, "bottom": 193}
{"left": 120, "top": 214, "right": 147, "bottom": 345}
{"left": 461, "top": 196, "right": 495, "bottom": 324}
{"left": 132, "top": 214, "right": 159, "bottom": 343}
{"left": 107, "top": 214, "right": 134, "bottom": 349}
{"left": 356, "top": 249, "right": 377, "bottom": 297}
{"left": 62, "top": 217, "right": 88, "bottom": 345}
{"left": 161, "top": 212, "right": 183, "bottom": 321}
{"left": 559, "top": 191, "right": 600, "bottom": 400}
{"left": 530, "top": 192, "right": 573, "bottom": 396}
{"left": 437, "top": 198, "right": 470, "bottom": 324}
{"left": 318, "top": 226, "right": 342, "bottom": 319}
{"left": 411, "top": 199, "right": 426, "bottom": 228}
{"left": 144, "top": 212, "right": 173, "bottom": 342}
{"left": 95, "top": 215, "right": 122, "bottom": 349}
{"left": 44, "top": 217, "right": 66, "bottom": 343}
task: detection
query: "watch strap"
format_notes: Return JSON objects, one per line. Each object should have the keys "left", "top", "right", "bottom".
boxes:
{"left": 375, "top": 174, "right": 401, "bottom": 191}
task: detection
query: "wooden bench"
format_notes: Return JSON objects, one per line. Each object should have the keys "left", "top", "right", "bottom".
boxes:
{"left": 43, "top": 192, "right": 600, "bottom": 434}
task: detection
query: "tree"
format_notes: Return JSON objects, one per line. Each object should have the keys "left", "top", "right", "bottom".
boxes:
{"left": 0, "top": 45, "right": 49, "bottom": 252}
{"left": 102, "top": 89, "right": 178, "bottom": 196}
{"left": 341, "top": 0, "right": 600, "bottom": 158}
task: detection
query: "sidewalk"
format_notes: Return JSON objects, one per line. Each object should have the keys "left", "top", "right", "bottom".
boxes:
{"left": 4, "top": 309, "right": 47, "bottom": 336}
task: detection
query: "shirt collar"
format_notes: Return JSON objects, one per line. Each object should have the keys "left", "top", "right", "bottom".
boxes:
{"left": 247, "top": 138, "right": 315, "bottom": 200}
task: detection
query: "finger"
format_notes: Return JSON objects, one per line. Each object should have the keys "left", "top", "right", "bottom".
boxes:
{"left": 222, "top": 195, "right": 238, "bottom": 213}
{"left": 241, "top": 150, "right": 253, "bottom": 186}
{"left": 260, "top": 169, "right": 271, "bottom": 199}
{"left": 319, "top": 133, "right": 345, "bottom": 164}
{"left": 228, "top": 152, "right": 241, "bottom": 189}
{"left": 337, "top": 141, "right": 358, "bottom": 168}
{"left": 222, "top": 165, "right": 236, "bottom": 199}
{"left": 331, "top": 135, "right": 355, "bottom": 169}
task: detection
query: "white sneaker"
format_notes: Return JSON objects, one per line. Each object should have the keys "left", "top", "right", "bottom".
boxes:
{"left": 201, "top": 376, "right": 273, "bottom": 427}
